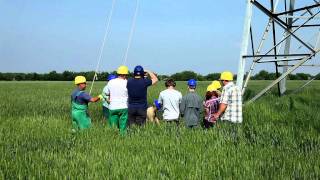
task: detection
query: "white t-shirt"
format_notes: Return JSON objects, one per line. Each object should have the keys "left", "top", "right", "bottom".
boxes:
{"left": 104, "top": 78, "right": 128, "bottom": 110}
{"left": 158, "top": 89, "right": 182, "bottom": 120}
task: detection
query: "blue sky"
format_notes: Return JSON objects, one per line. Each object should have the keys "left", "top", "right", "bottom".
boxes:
{"left": 0, "top": 0, "right": 318, "bottom": 75}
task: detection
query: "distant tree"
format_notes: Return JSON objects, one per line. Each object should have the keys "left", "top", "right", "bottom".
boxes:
{"left": 85, "top": 71, "right": 96, "bottom": 81}
{"left": 288, "top": 74, "right": 298, "bottom": 80}
{"left": 158, "top": 75, "right": 169, "bottom": 81}
{"left": 197, "top": 74, "right": 205, "bottom": 81}
{"left": 205, "top": 73, "right": 220, "bottom": 81}
{"left": 171, "top": 71, "right": 198, "bottom": 81}
{"left": 253, "top": 70, "right": 269, "bottom": 80}
{"left": 296, "top": 73, "right": 311, "bottom": 80}
{"left": 15, "top": 74, "right": 25, "bottom": 81}
{"left": 33, "top": 73, "right": 40, "bottom": 80}
{"left": 252, "top": 70, "right": 281, "bottom": 80}
{"left": 47, "top": 71, "right": 62, "bottom": 81}
{"left": 0, "top": 70, "right": 314, "bottom": 81}
{"left": 170, "top": 72, "right": 182, "bottom": 81}
{"left": 62, "top": 71, "right": 74, "bottom": 81}
{"left": 268, "top": 73, "right": 277, "bottom": 80}
{"left": 110, "top": 70, "right": 118, "bottom": 75}
{"left": 98, "top": 72, "right": 110, "bottom": 81}
{"left": 5, "top": 73, "right": 15, "bottom": 81}
{"left": 25, "top": 73, "right": 37, "bottom": 80}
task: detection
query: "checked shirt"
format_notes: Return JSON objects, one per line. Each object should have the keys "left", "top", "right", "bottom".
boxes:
{"left": 220, "top": 82, "right": 243, "bottom": 123}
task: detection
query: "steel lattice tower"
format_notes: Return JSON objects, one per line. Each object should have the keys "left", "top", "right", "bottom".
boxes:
{"left": 237, "top": 0, "right": 320, "bottom": 103}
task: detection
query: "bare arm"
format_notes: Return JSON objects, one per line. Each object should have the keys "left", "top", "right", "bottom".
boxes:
{"left": 90, "top": 95, "right": 103, "bottom": 102}
{"left": 213, "top": 103, "right": 227, "bottom": 118}
{"left": 145, "top": 70, "right": 158, "bottom": 85}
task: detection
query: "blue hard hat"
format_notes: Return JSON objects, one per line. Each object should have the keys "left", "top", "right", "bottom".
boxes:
{"left": 154, "top": 99, "right": 161, "bottom": 110}
{"left": 187, "top": 79, "right": 197, "bottom": 87}
{"left": 107, "top": 74, "right": 117, "bottom": 81}
{"left": 134, "top": 65, "right": 144, "bottom": 76}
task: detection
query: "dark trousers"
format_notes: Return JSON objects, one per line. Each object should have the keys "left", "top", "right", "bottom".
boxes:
{"left": 128, "top": 108, "right": 147, "bottom": 126}
{"left": 203, "top": 118, "right": 214, "bottom": 129}
{"left": 165, "top": 119, "right": 180, "bottom": 126}
{"left": 102, "top": 106, "right": 109, "bottom": 120}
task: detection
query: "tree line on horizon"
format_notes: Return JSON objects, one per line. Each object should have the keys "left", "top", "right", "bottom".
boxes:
{"left": 0, "top": 70, "right": 319, "bottom": 81}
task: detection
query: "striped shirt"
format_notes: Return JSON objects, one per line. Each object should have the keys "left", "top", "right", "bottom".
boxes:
{"left": 220, "top": 82, "right": 242, "bottom": 123}
{"left": 203, "top": 97, "right": 220, "bottom": 123}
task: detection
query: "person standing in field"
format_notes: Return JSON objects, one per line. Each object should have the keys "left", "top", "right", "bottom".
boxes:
{"left": 213, "top": 71, "right": 242, "bottom": 123}
{"left": 102, "top": 74, "right": 117, "bottom": 122}
{"left": 158, "top": 79, "right": 182, "bottom": 125}
{"left": 180, "top": 79, "right": 203, "bottom": 128}
{"left": 71, "top": 76, "right": 103, "bottom": 131}
{"left": 104, "top": 66, "right": 129, "bottom": 134}
{"left": 127, "top": 65, "right": 158, "bottom": 127}
{"left": 203, "top": 82, "right": 221, "bottom": 128}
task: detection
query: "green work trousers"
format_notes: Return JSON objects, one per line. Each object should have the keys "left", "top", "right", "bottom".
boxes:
{"left": 72, "top": 101, "right": 91, "bottom": 130}
{"left": 109, "top": 108, "right": 128, "bottom": 134}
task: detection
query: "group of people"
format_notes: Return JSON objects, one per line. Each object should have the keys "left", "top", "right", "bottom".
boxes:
{"left": 70, "top": 65, "right": 242, "bottom": 134}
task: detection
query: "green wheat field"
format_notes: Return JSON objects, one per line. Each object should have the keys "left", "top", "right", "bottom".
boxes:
{"left": 0, "top": 80, "right": 319, "bottom": 179}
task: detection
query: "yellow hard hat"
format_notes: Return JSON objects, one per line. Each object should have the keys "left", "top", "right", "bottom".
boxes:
{"left": 220, "top": 71, "right": 233, "bottom": 81}
{"left": 206, "top": 84, "right": 217, "bottom": 92}
{"left": 74, "top": 76, "right": 86, "bottom": 85}
{"left": 211, "top": 80, "right": 222, "bottom": 90}
{"left": 117, "top": 65, "right": 129, "bottom": 75}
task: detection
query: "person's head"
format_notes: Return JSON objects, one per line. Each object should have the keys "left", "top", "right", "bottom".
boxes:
{"left": 219, "top": 71, "right": 233, "bottom": 86}
{"left": 187, "top": 79, "right": 197, "bottom": 91}
{"left": 107, "top": 74, "right": 117, "bottom": 81}
{"left": 74, "top": 76, "right": 87, "bottom": 90}
{"left": 117, "top": 65, "right": 129, "bottom": 79}
{"left": 205, "top": 91, "right": 219, "bottom": 100}
{"left": 165, "top": 78, "right": 176, "bottom": 89}
{"left": 133, "top": 65, "right": 144, "bottom": 79}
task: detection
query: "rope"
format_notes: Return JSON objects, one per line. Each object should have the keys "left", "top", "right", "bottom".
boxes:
{"left": 122, "top": 0, "right": 140, "bottom": 65}
{"left": 89, "top": 0, "right": 116, "bottom": 95}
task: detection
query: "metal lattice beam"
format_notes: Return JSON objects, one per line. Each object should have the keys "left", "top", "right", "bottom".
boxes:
{"left": 237, "top": 0, "right": 320, "bottom": 102}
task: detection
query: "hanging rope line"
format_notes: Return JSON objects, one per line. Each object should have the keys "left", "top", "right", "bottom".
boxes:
{"left": 122, "top": 0, "right": 140, "bottom": 65}
{"left": 89, "top": 0, "right": 117, "bottom": 94}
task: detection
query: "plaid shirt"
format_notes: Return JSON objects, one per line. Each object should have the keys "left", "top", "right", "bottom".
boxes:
{"left": 219, "top": 82, "right": 242, "bottom": 123}
{"left": 203, "top": 97, "right": 220, "bottom": 123}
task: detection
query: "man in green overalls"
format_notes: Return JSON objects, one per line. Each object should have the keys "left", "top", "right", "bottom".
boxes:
{"left": 71, "top": 76, "right": 103, "bottom": 131}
